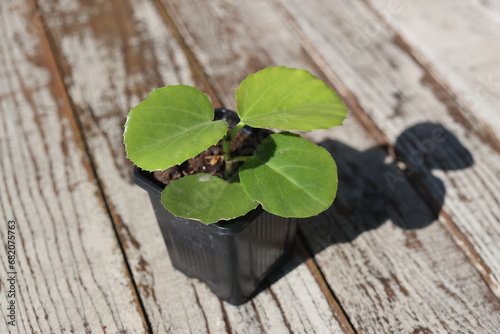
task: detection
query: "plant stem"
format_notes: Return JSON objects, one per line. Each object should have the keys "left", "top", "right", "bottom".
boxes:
{"left": 222, "top": 136, "right": 232, "bottom": 177}
{"left": 224, "top": 160, "right": 233, "bottom": 177}
{"left": 222, "top": 137, "right": 231, "bottom": 157}
{"left": 222, "top": 122, "right": 247, "bottom": 178}
{"left": 231, "top": 156, "right": 251, "bottom": 163}
{"left": 228, "top": 121, "right": 246, "bottom": 140}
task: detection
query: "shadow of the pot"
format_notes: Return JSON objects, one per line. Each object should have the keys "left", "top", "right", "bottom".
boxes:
{"left": 255, "top": 122, "right": 474, "bottom": 294}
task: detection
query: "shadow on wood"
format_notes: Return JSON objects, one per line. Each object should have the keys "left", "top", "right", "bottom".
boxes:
{"left": 262, "top": 122, "right": 474, "bottom": 293}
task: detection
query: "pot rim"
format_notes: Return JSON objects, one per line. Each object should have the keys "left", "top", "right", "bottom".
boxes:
{"left": 132, "top": 166, "right": 264, "bottom": 234}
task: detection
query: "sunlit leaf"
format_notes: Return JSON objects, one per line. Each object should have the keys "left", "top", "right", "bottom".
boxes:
{"left": 161, "top": 174, "right": 258, "bottom": 224}
{"left": 240, "top": 132, "right": 337, "bottom": 217}
{"left": 236, "top": 66, "right": 347, "bottom": 131}
{"left": 124, "top": 85, "right": 228, "bottom": 171}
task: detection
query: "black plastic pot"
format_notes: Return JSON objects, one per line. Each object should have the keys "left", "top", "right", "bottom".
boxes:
{"left": 133, "top": 109, "right": 297, "bottom": 305}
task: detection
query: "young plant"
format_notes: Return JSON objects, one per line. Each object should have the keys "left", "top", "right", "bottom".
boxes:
{"left": 124, "top": 66, "right": 347, "bottom": 224}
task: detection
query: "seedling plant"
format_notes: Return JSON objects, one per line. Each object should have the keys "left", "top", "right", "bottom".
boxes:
{"left": 124, "top": 66, "right": 347, "bottom": 223}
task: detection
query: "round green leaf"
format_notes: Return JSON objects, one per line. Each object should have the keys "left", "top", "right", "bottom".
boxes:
{"left": 161, "top": 174, "right": 258, "bottom": 224}
{"left": 124, "top": 85, "right": 228, "bottom": 171}
{"left": 235, "top": 66, "right": 347, "bottom": 131}
{"left": 239, "top": 132, "right": 337, "bottom": 218}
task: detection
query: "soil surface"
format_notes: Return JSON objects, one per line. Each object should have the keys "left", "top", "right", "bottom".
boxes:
{"left": 153, "top": 128, "right": 270, "bottom": 185}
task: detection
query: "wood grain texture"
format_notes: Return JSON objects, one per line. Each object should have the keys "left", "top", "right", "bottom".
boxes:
{"left": 155, "top": 0, "right": 500, "bottom": 331}
{"left": 270, "top": 0, "right": 500, "bottom": 297}
{"left": 0, "top": 0, "right": 148, "bottom": 333}
{"left": 366, "top": 0, "right": 500, "bottom": 139}
{"left": 36, "top": 0, "right": 352, "bottom": 332}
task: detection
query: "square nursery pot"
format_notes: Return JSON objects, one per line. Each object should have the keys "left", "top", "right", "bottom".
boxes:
{"left": 132, "top": 109, "right": 297, "bottom": 305}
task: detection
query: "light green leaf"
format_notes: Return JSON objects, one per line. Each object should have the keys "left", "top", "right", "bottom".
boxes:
{"left": 124, "top": 85, "right": 228, "bottom": 171}
{"left": 239, "top": 132, "right": 337, "bottom": 218}
{"left": 235, "top": 66, "right": 347, "bottom": 131}
{"left": 161, "top": 174, "right": 258, "bottom": 224}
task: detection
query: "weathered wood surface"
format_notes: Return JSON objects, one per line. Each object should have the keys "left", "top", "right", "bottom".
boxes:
{"left": 1, "top": 0, "right": 499, "bottom": 332}
{"left": 34, "top": 0, "right": 352, "bottom": 333}
{"left": 366, "top": 0, "right": 500, "bottom": 138}
{"left": 0, "top": 0, "right": 148, "bottom": 333}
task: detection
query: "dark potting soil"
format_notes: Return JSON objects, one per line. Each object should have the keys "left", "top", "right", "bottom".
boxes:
{"left": 153, "top": 129, "right": 270, "bottom": 186}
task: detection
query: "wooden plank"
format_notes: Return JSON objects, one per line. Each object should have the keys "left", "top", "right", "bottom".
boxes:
{"left": 270, "top": 0, "right": 500, "bottom": 298}
{"left": 153, "top": 0, "right": 500, "bottom": 331}
{"left": 364, "top": 0, "right": 500, "bottom": 139}
{"left": 36, "top": 0, "right": 352, "bottom": 332}
{"left": 0, "top": 1, "right": 148, "bottom": 333}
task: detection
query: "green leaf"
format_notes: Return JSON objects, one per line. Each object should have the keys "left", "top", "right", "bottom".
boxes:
{"left": 124, "top": 85, "right": 228, "bottom": 171}
{"left": 161, "top": 174, "right": 258, "bottom": 224}
{"left": 239, "top": 132, "right": 337, "bottom": 218}
{"left": 235, "top": 66, "right": 347, "bottom": 131}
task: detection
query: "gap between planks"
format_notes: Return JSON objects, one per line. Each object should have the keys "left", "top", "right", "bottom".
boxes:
{"left": 31, "top": 0, "right": 153, "bottom": 331}
{"left": 151, "top": 0, "right": 224, "bottom": 108}
{"left": 266, "top": 0, "right": 500, "bottom": 300}
{"left": 296, "top": 233, "right": 357, "bottom": 334}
